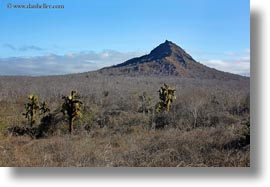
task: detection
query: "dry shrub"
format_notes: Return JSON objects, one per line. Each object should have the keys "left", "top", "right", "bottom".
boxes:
{"left": 0, "top": 75, "right": 249, "bottom": 167}
{"left": 117, "top": 127, "right": 249, "bottom": 167}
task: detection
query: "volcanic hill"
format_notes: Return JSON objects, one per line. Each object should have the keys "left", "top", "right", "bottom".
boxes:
{"left": 99, "top": 40, "right": 247, "bottom": 80}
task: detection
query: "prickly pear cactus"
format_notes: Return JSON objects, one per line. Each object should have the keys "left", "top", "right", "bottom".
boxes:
{"left": 156, "top": 83, "right": 176, "bottom": 113}
{"left": 23, "top": 94, "right": 40, "bottom": 127}
{"left": 61, "top": 90, "right": 83, "bottom": 134}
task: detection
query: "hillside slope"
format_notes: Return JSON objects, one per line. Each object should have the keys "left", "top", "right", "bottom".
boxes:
{"left": 99, "top": 40, "right": 248, "bottom": 81}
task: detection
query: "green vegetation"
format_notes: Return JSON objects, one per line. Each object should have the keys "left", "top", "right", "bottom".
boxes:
{"left": 22, "top": 95, "right": 51, "bottom": 128}
{"left": 22, "top": 95, "right": 40, "bottom": 127}
{"left": 61, "top": 91, "right": 83, "bottom": 134}
{"left": 156, "top": 83, "right": 176, "bottom": 112}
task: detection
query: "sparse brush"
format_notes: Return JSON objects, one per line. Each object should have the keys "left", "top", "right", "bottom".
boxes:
{"left": 138, "top": 91, "right": 152, "bottom": 115}
{"left": 0, "top": 75, "right": 250, "bottom": 167}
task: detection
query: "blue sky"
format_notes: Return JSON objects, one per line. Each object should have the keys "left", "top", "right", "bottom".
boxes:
{"left": 0, "top": 0, "right": 250, "bottom": 76}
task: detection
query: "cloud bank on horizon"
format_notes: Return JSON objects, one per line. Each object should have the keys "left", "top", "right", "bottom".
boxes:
{"left": 0, "top": 45, "right": 250, "bottom": 76}
{"left": 0, "top": 49, "right": 146, "bottom": 76}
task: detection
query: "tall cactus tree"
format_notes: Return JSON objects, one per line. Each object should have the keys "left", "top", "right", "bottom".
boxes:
{"left": 23, "top": 94, "right": 40, "bottom": 127}
{"left": 156, "top": 83, "right": 176, "bottom": 112}
{"left": 61, "top": 91, "right": 83, "bottom": 134}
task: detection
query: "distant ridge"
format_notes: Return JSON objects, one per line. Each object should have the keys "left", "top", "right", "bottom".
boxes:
{"left": 99, "top": 40, "right": 247, "bottom": 81}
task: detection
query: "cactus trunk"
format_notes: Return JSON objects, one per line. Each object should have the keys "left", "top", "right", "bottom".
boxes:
{"left": 69, "top": 117, "right": 74, "bottom": 134}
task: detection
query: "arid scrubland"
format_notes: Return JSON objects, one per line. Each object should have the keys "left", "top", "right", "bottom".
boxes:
{"left": 0, "top": 74, "right": 250, "bottom": 167}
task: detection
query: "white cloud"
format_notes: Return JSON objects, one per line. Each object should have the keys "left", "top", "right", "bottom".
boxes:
{"left": 18, "top": 45, "right": 43, "bottom": 51}
{"left": 0, "top": 50, "right": 145, "bottom": 76}
{"left": 189, "top": 48, "right": 250, "bottom": 76}
{"left": 2, "top": 44, "right": 43, "bottom": 51}
{"left": 200, "top": 56, "right": 250, "bottom": 76}
{"left": 2, "top": 44, "right": 16, "bottom": 50}
{"left": 221, "top": 51, "right": 238, "bottom": 56}
{"left": 190, "top": 49, "right": 251, "bottom": 59}
{"left": 190, "top": 50, "right": 239, "bottom": 57}
{"left": 235, "top": 56, "right": 250, "bottom": 62}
